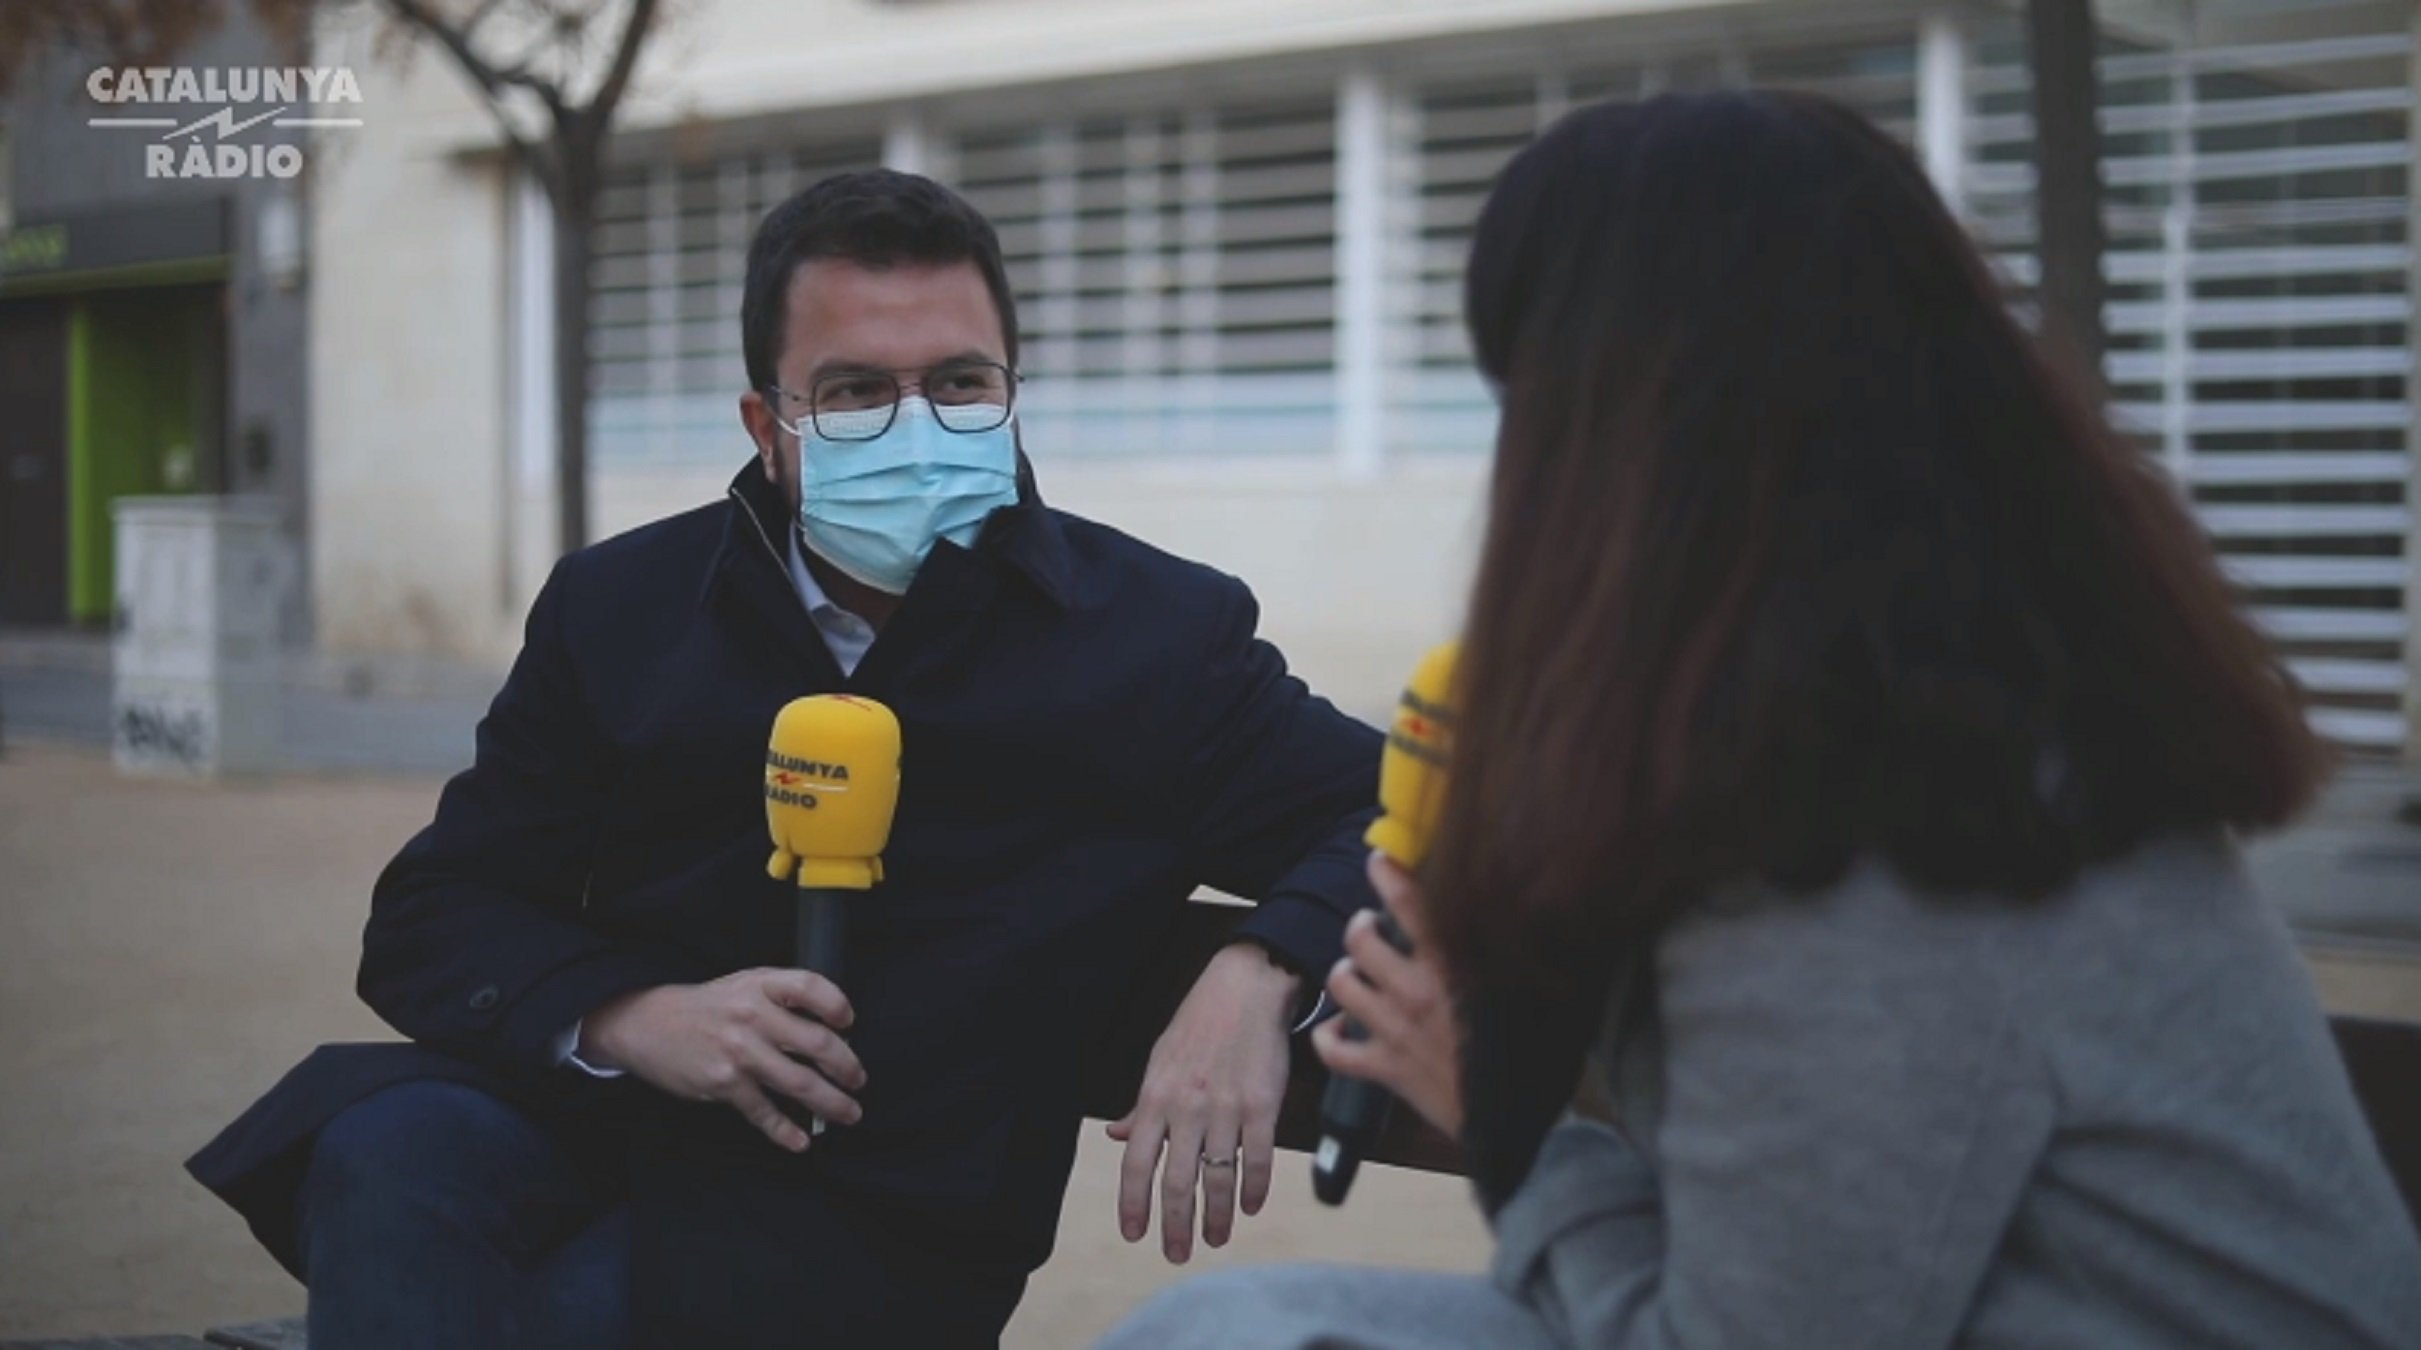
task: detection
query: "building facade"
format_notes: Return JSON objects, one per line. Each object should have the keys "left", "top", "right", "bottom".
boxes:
{"left": 0, "top": 11, "right": 313, "bottom": 637}
{"left": 305, "top": 0, "right": 2417, "bottom": 756}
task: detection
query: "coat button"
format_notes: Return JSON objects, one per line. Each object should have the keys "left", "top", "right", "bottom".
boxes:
{"left": 468, "top": 985, "right": 500, "bottom": 1011}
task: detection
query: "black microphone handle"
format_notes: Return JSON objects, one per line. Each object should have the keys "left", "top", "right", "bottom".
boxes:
{"left": 1312, "top": 909, "right": 1418, "bottom": 1206}
{"left": 795, "top": 886, "right": 847, "bottom": 985}
{"left": 791, "top": 885, "right": 848, "bottom": 1136}
{"left": 1312, "top": 1020, "right": 1393, "bottom": 1206}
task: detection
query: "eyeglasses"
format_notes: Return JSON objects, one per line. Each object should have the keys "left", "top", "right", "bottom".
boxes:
{"left": 767, "top": 359, "right": 1020, "bottom": 442}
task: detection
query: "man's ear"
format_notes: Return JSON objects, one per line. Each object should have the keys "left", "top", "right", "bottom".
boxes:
{"left": 739, "top": 389, "right": 779, "bottom": 481}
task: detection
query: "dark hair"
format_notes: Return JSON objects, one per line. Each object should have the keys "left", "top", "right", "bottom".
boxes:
{"left": 740, "top": 169, "right": 1021, "bottom": 391}
{"left": 1432, "top": 90, "right": 2330, "bottom": 1206}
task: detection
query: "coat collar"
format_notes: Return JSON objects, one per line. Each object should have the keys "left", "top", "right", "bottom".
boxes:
{"left": 707, "top": 452, "right": 1073, "bottom": 613}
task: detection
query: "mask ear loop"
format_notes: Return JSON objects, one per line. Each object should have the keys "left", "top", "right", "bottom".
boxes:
{"left": 765, "top": 395, "right": 816, "bottom": 540}
{"left": 766, "top": 382, "right": 811, "bottom": 447}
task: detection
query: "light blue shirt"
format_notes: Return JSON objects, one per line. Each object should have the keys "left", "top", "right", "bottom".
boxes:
{"left": 787, "top": 529, "right": 879, "bottom": 677}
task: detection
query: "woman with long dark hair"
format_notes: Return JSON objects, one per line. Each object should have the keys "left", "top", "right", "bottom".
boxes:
{"left": 1103, "top": 91, "right": 2421, "bottom": 1348}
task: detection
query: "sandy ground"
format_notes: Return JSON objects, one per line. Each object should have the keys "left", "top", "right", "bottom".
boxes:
{"left": 0, "top": 744, "right": 1488, "bottom": 1345}
{"left": 3, "top": 741, "right": 2415, "bottom": 1345}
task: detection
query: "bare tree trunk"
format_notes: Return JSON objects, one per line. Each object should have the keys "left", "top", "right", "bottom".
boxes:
{"left": 551, "top": 163, "right": 597, "bottom": 553}
{"left": 372, "top": 0, "right": 659, "bottom": 558}
{"left": 2028, "top": 0, "right": 2108, "bottom": 394}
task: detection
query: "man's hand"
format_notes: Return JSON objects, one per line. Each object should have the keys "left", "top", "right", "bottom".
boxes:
{"left": 1312, "top": 853, "right": 1464, "bottom": 1139}
{"left": 1107, "top": 941, "right": 1298, "bottom": 1263}
{"left": 579, "top": 968, "right": 865, "bottom": 1153}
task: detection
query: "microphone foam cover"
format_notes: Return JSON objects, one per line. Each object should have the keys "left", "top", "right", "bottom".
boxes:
{"left": 765, "top": 694, "right": 902, "bottom": 889}
{"left": 1364, "top": 640, "right": 1459, "bottom": 870}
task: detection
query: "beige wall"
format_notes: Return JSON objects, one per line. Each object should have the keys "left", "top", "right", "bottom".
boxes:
{"left": 433, "top": 0, "right": 1755, "bottom": 145}
{"left": 304, "top": 0, "right": 1706, "bottom": 670}
{"left": 1046, "top": 459, "right": 1488, "bottom": 718}
{"left": 306, "top": 6, "right": 516, "bottom": 660}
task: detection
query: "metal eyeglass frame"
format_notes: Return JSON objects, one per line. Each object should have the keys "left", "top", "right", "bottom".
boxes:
{"left": 765, "top": 360, "right": 1023, "bottom": 442}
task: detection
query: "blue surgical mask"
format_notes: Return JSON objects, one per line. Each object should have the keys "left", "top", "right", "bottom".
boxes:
{"left": 779, "top": 395, "right": 1022, "bottom": 594}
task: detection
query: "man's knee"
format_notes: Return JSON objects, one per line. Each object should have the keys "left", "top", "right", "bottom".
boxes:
{"left": 299, "top": 1081, "right": 554, "bottom": 1256}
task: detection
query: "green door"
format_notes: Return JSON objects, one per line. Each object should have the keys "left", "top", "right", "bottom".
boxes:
{"left": 67, "top": 284, "right": 227, "bottom": 623}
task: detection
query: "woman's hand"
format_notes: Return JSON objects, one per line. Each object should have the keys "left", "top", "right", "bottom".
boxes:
{"left": 1312, "top": 852, "right": 1464, "bottom": 1139}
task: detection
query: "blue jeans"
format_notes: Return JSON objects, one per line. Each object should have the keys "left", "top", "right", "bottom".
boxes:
{"left": 295, "top": 1080, "right": 630, "bottom": 1350}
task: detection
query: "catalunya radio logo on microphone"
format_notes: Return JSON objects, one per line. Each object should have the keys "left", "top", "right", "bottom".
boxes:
{"left": 765, "top": 695, "right": 901, "bottom": 890}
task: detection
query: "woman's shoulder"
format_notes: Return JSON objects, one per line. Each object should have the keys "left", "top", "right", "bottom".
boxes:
{"left": 1680, "top": 831, "right": 2253, "bottom": 966}
{"left": 1660, "top": 831, "right": 2308, "bottom": 1068}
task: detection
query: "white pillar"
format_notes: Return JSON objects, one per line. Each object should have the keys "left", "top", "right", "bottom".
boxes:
{"left": 883, "top": 108, "right": 931, "bottom": 177}
{"left": 1917, "top": 8, "right": 1968, "bottom": 218}
{"left": 506, "top": 168, "right": 556, "bottom": 614}
{"left": 1536, "top": 67, "right": 1570, "bottom": 132}
{"left": 1335, "top": 64, "right": 1389, "bottom": 480}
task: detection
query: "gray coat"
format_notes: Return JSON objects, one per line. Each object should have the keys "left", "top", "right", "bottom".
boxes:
{"left": 1106, "top": 834, "right": 2421, "bottom": 1348}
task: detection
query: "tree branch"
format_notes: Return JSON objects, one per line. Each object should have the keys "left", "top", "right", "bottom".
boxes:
{"left": 480, "top": 83, "right": 561, "bottom": 195}
{"left": 380, "top": 0, "right": 570, "bottom": 121}
{"left": 585, "top": 0, "right": 656, "bottom": 124}
{"left": 373, "top": 0, "right": 563, "bottom": 194}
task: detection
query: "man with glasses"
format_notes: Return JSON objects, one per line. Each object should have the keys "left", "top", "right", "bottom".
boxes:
{"left": 188, "top": 170, "right": 1381, "bottom": 1346}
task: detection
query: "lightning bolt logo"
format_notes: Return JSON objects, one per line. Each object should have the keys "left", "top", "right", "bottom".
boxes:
{"left": 165, "top": 104, "right": 288, "bottom": 140}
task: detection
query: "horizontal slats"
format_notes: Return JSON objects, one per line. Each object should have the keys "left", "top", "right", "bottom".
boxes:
{"left": 2200, "top": 504, "right": 2411, "bottom": 537}
{"left": 1998, "top": 245, "right": 2408, "bottom": 286}
{"left": 1964, "top": 0, "right": 2408, "bottom": 698}
{"left": 2114, "top": 402, "right": 2410, "bottom": 434}
{"left": 2189, "top": 453, "right": 2411, "bottom": 486}
{"left": 2289, "top": 657, "right": 2411, "bottom": 697}
{"left": 1969, "top": 140, "right": 2410, "bottom": 197}
{"left": 1969, "top": 86, "right": 2412, "bottom": 143}
{"left": 1966, "top": 31, "right": 2413, "bottom": 96}
{"left": 2251, "top": 607, "right": 2410, "bottom": 642}
{"left": 2308, "top": 706, "right": 2407, "bottom": 748}
{"left": 2226, "top": 555, "right": 2411, "bottom": 588}
{"left": 953, "top": 106, "right": 1340, "bottom": 383}
{"left": 2103, "top": 294, "right": 2407, "bottom": 331}
{"left": 2108, "top": 348, "right": 2409, "bottom": 383}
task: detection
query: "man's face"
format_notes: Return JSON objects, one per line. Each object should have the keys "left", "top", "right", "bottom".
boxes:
{"left": 739, "top": 258, "right": 1011, "bottom": 516}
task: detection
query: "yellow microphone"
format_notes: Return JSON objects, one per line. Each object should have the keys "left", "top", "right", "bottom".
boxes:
{"left": 764, "top": 694, "right": 901, "bottom": 1133}
{"left": 1364, "top": 639, "right": 1460, "bottom": 870}
{"left": 1317, "top": 640, "right": 1459, "bottom": 1205}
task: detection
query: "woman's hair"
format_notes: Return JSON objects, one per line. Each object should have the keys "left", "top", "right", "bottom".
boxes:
{"left": 1430, "top": 90, "right": 2329, "bottom": 1205}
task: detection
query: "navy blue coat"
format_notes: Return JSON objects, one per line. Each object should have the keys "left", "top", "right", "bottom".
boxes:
{"left": 188, "top": 459, "right": 1382, "bottom": 1313}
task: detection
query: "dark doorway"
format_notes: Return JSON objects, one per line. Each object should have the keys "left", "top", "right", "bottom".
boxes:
{"left": 0, "top": 297, "right": 69, "bottom": 625}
